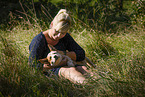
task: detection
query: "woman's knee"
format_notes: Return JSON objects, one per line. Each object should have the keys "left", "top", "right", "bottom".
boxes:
{"left": 58, "top": 67, "right": 76, "bottom": 76}
{"left": 60, "top": 66, "right": 76, "bottom": 71}
{"left": 58, "top": 66, "right": 86, "bottom": 84}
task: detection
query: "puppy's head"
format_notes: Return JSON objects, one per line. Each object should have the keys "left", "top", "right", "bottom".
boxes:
{"left": 47, "top": 51, "right": 62, "bottom": 66}
{"left": 39, "top": 45, "right": 62, "bottom": 67}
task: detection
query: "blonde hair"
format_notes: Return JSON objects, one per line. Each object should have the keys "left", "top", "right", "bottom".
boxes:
{"left": 52, "top": 9, "right": 71, "bottom": 33}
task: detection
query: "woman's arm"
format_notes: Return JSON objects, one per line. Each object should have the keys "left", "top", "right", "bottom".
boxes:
{"left": 57, "top": 50, "right": 76, "bottom": 61}
{"left": 66, "top": 51, "right": 76, "bottom": 61}
{"left": 29, "top": 33, "right": 47, "bottom": 69}
{"left": 63, "top": 33, "right": 85, "bottom": 61}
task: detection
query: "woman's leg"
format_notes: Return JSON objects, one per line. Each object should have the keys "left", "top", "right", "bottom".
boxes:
{"left": 58, "top": 67, "right": 86, "bottom": 84}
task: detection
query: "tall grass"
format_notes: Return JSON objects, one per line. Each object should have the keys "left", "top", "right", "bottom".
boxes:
{"left": 0, "top": 1, "right": 145, "bottom": 97}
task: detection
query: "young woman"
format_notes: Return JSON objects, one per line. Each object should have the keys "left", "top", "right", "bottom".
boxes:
{"left": 29, "top": 9, "right": 90, "bottom": 84}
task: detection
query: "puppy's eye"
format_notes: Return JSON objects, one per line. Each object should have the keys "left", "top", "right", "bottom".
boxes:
{"left": 50, "top": 56, "right": 52, "bottom": 60}
{"left": 54, "top": 55, "right": 58, "bottom": 60}
{"left": 51, "top": 62, "right": 54, "bottom": 64}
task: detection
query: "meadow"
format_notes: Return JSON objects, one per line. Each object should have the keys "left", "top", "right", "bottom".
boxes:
{"left": 0, "top": 0, "right": 145, "bottom": 96}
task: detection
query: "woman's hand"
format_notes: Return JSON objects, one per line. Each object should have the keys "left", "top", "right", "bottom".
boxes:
{"left": 43, "top": 64, "right": 53, "bottom": 70}
{"left": 57, "top": 50, "right": 65, "bottom": 55}
{"left": 57, "top": 50, "right": 76, "bottom": 61}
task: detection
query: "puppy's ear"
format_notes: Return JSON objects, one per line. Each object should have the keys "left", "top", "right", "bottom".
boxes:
{"left": 49, "top": 21, "right": 53, "bottom": 28}
{"left": 39, "top": 58, "right": 49, "bottom": 64}
{"left": 48, "top": 45, "right": 57, "bottom": 51}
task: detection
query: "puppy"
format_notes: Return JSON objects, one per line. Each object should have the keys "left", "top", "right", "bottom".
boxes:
{"left": 47, "top": 51, "right": 75, "bottom": 67}
{"left": 39, "top": 45, "right": 75, "bottom": 67}
{"left": 47, "top": 51, "right": 63, "bottom": 67}
{"left": 39, "top": 45, "right": 96, "bottom": 68}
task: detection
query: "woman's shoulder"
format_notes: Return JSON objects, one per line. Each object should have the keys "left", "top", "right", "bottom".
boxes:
{"left": 63, "top": 33, "right": 72, "bottom": 39}
{"left": 32, "top": 32, "right": 44, "bottom": 40}
{"left": 29, "top": 32, "right": 47, "bottom": 48}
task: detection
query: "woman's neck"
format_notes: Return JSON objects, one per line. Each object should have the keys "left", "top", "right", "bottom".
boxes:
{"left": 43, "top": 30, "right": 59, "bottom": 46}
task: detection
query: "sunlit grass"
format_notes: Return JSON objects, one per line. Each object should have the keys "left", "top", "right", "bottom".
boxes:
{"left": 0, "top": 1, "right": 145, "bottom": 96}
{"left": 1, "top": 20, "right": 145, "bottom": 96}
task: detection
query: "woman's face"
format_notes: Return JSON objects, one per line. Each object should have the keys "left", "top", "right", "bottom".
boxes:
{"left": 50, "top": 28, "right": 66, "bottom": 41}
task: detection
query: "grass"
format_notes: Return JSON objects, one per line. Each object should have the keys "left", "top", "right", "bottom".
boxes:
{"left": 1, "top": 20, "right": 145, "bottom": 96}
{"left": 0, "top": 1, "right": 145, "bottom": 97}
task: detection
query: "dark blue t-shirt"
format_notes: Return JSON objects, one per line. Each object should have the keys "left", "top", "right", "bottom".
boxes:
{"left": 29, "top": 32, "right": 85, "bottom": 69}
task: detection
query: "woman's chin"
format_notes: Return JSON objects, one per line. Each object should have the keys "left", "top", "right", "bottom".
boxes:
{"left": 53, "top": 37, "right": 60, "bottom": 41}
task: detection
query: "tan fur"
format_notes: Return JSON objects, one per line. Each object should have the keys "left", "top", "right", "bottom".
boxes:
{"left": 39, "top": 45, "right": 96, "bottom": 68}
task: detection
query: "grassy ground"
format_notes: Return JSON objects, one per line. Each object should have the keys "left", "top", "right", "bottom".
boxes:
{"left": 0, "top": 20, "right": 145, "bottom": 96}
{"left": 0, "top": 1, "right": 145, "bottom": 97}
